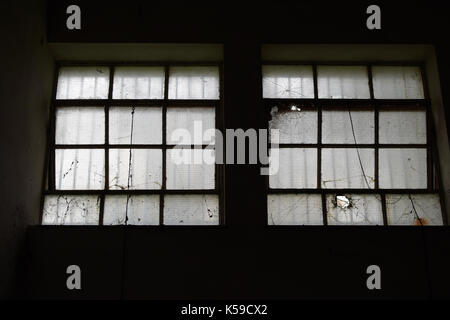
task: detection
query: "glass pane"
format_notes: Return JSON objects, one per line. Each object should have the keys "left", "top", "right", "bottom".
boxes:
{"left": 164, "top": 195, "right": 219, "bottom": 225}
{"left": 269, "top": 107, "right": 317, "bottom": 143}
{"left": 55, "top": 107, "right": 104, "bottom": 144}
{"left": 321, "top": 148, "right": 375, "bottom": 189}
{"left": 372, "top": 66, "right": 424, "bottom": 99}
{"left": 166, "top": 107, "right": 215, "bottom": 144}
{"left": 166, "top": 149, "right": 215, "bottom": 189}
{"left": 109, "top": 149, "right": 162, "bottom": 190}
{"left": 109, "top": 107, "right": 162, "bottom": 144}
{"left": 322, "top": 109, "right": 374, "bottom": 144}
{"left": 386, "top": 194, "right": 443, "bottom": 225}
{"left": 267, "top": 194, "right": 323, "bottom": 225}
{"left": 104, "top": 195, "right": 159, "bottom": 225}
{"left": 317, "top": 66, "right": 370, "bottom": 99}
{"left": 42, "top": 195, "right": 100, "bottom": 225}
{"left": 112, "top": 67, "right": 165, "bottom": 99}
{"left": 56, "top": 67, "right": 109, "bottom": 99}
{"left": 326, "top": 194, "right": 383, "bottom": 225}
{"left": 379, "top": 148, "right": 427, "bottom": 189}
{"left": 269, "top": 148, "right": 317, "bottom": 189}
{"left": 55, "top": 149, "right": 105, "bottom": 190}
{"left": 379, "top": 110, "right": 426, "bottom": 144}
{"left": 168, "top": 66, "right": 220, "bottom": 100}
{"left": 262, "top": 65, "right": 314, "bottom": 98}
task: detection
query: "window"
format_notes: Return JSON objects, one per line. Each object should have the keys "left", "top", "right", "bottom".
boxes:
{"left": 42, "top": 63, "right": 223, "bottom": 225}
{"left": 264, "top": 63, "right": 445, "bottom": 226}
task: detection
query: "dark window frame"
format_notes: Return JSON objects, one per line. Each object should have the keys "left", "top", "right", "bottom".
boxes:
{"left": 40, "top": 61, "right": 225, "bottom": 226}
{"left": 262, "top": 61, "right": 447, "bottom": 225}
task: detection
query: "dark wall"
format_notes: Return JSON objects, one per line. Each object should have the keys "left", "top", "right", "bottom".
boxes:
{"left": 0, "top": 0, "right": 54, "bottom": 298}
{"left": 24, "top": 226, "right": 450, "bottom": 299}
{"left": 2, "top": 0, "right": 450, "bottom": 298}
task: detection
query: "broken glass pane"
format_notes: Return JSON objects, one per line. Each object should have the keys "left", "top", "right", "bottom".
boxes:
{"left": 322, "top": 148, "right": 375, "bottom": 189}
{"left": 269, "top": 148, "right": 317, "bottom": 189}
{"left": 55, "top": 149, "right": 105, "bottom": 190}
{"left": 262, "top": 65, "right": 314, "bottom": 98}
{"left": 379, "top": 148, "right": 427, "bottom": 189}
{"left": 109, "top": 149, "right": 162, "bottom": 190}
{"left": 56, "top": 67, "right": 109, "bottom": 99}
{"left": 386, "top": 194, "right": 443, "bottom": 225}
{"left": 267, "top": 194, "right": 323, "bottom": 225}
{"left": 168, "top": 66, "right": 220, "bottom": 100}
{"left": 164, "top": 194, "right": 219, "bottom": 225}
{"left": 317, "top": 66, "right": 370, "bottom": 99}
{"left": 166, "top": 149, "right": 215, "bottom": 189}
{"left": 109, "top": 107, "right": 162, "bottom": 144}
{"left": 112, "top": 67, "right": 165, "bottom": 99}
{"left": 379, "top": 110, "right": 427, "bottom": 144}
{"left": 103, "top": 195, "right": 159, "bottom": 225}
{"left": 326, "top": 194, "right": 383, "bottom": 225}
{"left": 55, "top": 107, "right": 104, "bottom": 145}
{"left": 322, "top": 109, "right": 374, "bottom": 144}
{"left": 269, "top": 107, "right": 317, "bottom": 143}
{"left": 372, "top": 66, "right": 424, "bottom": 99}
{"left": 42, "top": 195, "right": 100, "bottom": 225}
{"left": 166, "top": 107, "right": 215, "bottom": 144}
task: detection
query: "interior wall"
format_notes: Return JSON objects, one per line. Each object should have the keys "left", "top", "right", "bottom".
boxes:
{"left": 0, "top": 0, "right": 54, "bottom": 298}
{"left": 48, "top": 43, "right": 224, "bottom": 61}
{"left": 425, "top": 51, "right": 450, "bottom": 223}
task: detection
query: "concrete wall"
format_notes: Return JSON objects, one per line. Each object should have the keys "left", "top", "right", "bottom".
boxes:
{"left": 0, "top": 0, "right": 54, "bottom": 297}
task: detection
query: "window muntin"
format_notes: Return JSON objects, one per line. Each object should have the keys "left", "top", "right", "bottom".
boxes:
{"left": 42, "top": 64, "right": 223, "bottom": 226}
{"left": 264, "top": 64, "right": 444, "bottom": 226}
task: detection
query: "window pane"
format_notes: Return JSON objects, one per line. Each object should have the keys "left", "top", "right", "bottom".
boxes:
{"left": 109, "top": 149, "right": 162, "bottom": 190}
{"left": 112, "top": 67, "right": 165, "bottom": 99}
{"left": 168, "top": 66, "right": 220, "bottom": 99}
{"left": 379, "top": 110, "right": 426, "bottom": 144}
{"left": 267, "top": 194, "right": 323, "bottom": 225}
{"left": 109, "top": 107, "right": 162, "bottom": 144}
{"left": 104, "top": 195, "right": 159, "bottom": 225}
{"left": 55, "top": 149, "right": 105, "bottom": 190}
{"left": 262, "top": 65, "right": 314, "bottom": 98}
{"left": 322, "top": 109, "right": 374, "bottom": 144}
{"left": 55, "top": 107, "right": 104, "bottom": 145}
{"left": 386, "top": 194, "right": 443, "bottom": 225}
{"left": 317, "top": 66, "right": 370, "bottom": 99}
{"left": 42, "top": 195, "right": 100, "bottom": 225}
{"left": 326, "top": 194, "right": 383, "bottom": 225}
{"left": 379, "top": 148, "right": 427, "bottom": 189}
{"left": 56, "top": 67, "right": 109, "bottom": 99}
{"left": 269, "top": 107, "right": 317, "bottom": 143}
{"left": 321, "top": 148, "right": 375, "bottom": 189}
{"left": 166, "top": 107, "right": 215, "bottom": 144}
{"left": 269, "top": 148, "right": 317, "bottom": 189}
{"left": 166, "top": 149, "right": 215, "bottom": 189}
{"left": 372, "top": 66, "right": 424, "bottom": 99}
{"left": 164, "top": 195, "right": 219, "bottom": 225}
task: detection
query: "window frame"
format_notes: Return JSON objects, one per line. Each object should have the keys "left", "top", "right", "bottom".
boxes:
{"left": 41, "top": 61, "right": 225, "bottom": 226}
{"left": 263, "top": 61, "right": 447, "bottom": 225}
